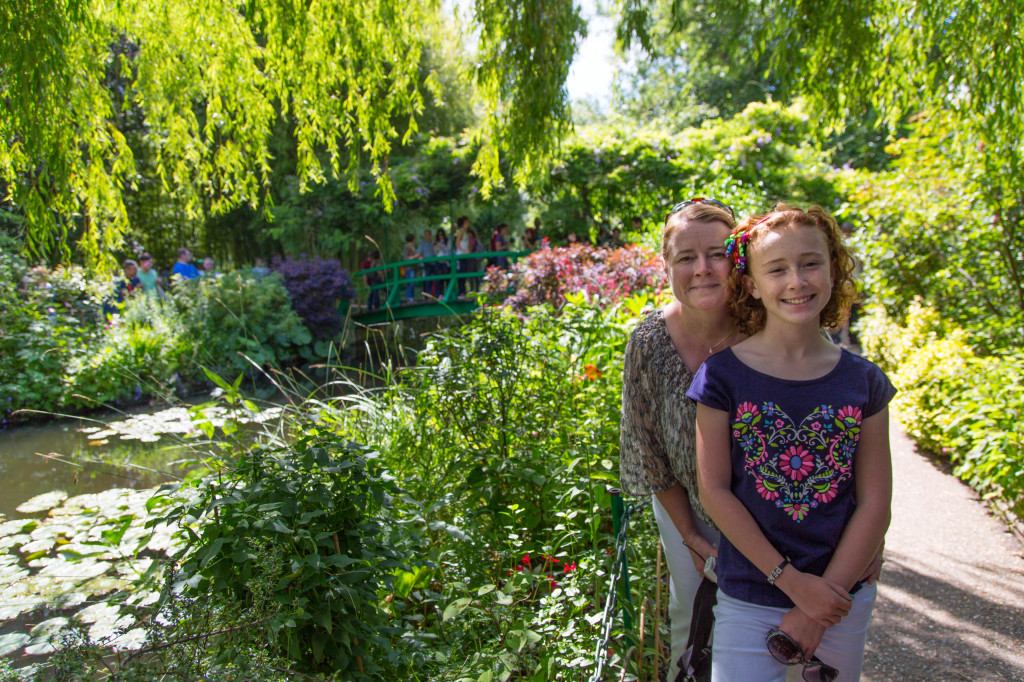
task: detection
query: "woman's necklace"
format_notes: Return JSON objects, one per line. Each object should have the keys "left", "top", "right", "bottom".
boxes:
{"left": 684, "top": 325, "right": 733, "bottom": 355}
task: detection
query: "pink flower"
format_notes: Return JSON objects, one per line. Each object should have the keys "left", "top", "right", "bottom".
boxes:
{"left": 811, "top": 422, "right": 822, "bottom": 431}
{"left": 736, "top": 402, "right": 759, "bottom": 422}
{"left": 756, "top": 479, "right": 780, "bottom": 501}
{"left": 784, "top": 503, "right": 810, "bottom": 522}
{"left": 837, "top": 406, "right": 862, "bottom": 426}
{"left": 779, "top": 445, "right": 814, "bottom": 481}
{"left": 814, "top": 481, "right": 839, "bottom": 504}
{"left": 775, "top": 419, "right": 785, "bottom": 428}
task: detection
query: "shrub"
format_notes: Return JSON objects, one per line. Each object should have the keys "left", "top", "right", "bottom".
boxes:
{"left": 155, "top": 427, "right": 413, "bottom": 678}
{"left": 0, "top": 243, "right": 99, "bottom": 420}
{"left": 486, "top": 242, "right": 666, "bottom": 311}
{"left": 273, "top": 257, "right": 354, "bottom": 339}
{"left": 858, "top": 303, "right": 1024, "bottom": 518}
{"left": 169, "top": 271, "right": 312, "bottom": 381}
{"left": 65, "top": 295, "right": 190, "bottom": 409}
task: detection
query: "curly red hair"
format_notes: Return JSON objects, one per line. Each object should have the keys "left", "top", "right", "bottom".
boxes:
{"left": 728, "top": 204, "right": 858, "bottom": 335}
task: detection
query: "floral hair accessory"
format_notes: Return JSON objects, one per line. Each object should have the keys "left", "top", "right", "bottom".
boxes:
{"left": 724, "top": 228, "right": 750, "bottom": 273}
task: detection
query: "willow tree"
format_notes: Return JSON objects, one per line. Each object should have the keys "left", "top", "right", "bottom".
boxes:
{"left": 0, "top": 0, "right": 583, "bottom": 265}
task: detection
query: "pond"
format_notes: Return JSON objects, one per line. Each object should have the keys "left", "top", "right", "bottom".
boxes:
{"left": 0, "top": 410, "right": 188, "bottom": 519}
{"left": 0, "top": 401, "right": 284, "bottom": 670}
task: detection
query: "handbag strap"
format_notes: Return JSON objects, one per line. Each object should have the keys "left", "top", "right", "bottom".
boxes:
{"left": 685, "top": 577, "right": 717, "bottom": 652}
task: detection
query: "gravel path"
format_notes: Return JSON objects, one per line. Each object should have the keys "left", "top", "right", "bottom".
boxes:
{"left": 861, "top": 415, "right": 1024, "bottom": 681}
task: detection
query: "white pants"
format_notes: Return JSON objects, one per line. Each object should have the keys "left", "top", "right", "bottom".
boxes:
{"left": 711, "top": 583, "right": 877, "bottom": 682}
{"left": 652, "top": 494, "right": 721, "bottom": 682}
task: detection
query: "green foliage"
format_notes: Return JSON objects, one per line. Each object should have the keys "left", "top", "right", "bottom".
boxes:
{"left": 838, "top": 112, "right": 1024, "bottom": 349}
{"left": 0, "top": 244, "right": 98, "bottom": 417}
{"left": 154, "top": 427, "right": 412, "bottom": 678}
{"left": 540, "top": 101, "right": 837, "bottom": 239}
{"left": 613, "top": 0, "right": 779, "bottom": 125}
{"left": 858, "top": 303, "right": 1024, "bottom": 518}
{"left": 2, "top": 0, "right": 592, "bottom": 265}
{"left": 169, "top": 272, "right": 312, "bottom": 381}
{"left": 65, "top": 296, "right": 190, "bottom": 410}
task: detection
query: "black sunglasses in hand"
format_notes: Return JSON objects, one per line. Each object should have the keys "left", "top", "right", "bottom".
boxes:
{"left": 765, "top": 629, "right": 839, "bottom": 682}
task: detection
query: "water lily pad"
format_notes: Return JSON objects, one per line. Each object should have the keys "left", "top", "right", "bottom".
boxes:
{"left": 76, "top": 602, "right": 122, "bottom": 625}
{"left": 19, "top": 537, "right": 57, "bottom": 555}
{"left": 30, "top": 616, "right": 70, "bottom": 638}
{"left": 110, "top": 627, "right": 148, "bottom": 651}
{"left": 16, "top": 490, "right": 69, "bottom": 514}
{"left": 90, "top": 614, "right": 135, "bottom": 641}
{"left": 0, "top": 519, "right": 36, "bottom": 537}
{"left": 0, "top": 533, "right": 31, "bottom": 550}
{"left": 0, "top": 632, "right": 30, "bottom": 657}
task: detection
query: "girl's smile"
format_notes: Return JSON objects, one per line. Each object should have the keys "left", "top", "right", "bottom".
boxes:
{"left": 744, "top": 224, "right": 834, "bottom": 327}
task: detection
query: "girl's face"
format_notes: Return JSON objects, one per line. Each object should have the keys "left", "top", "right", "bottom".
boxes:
{"left": 663, "top": 218, "right": 732, "bottom": 312}
{"left": 744, "top": 224, "right": 833, "bottom": 328}
{"left": 140, "top": 260, "right": 152, "bottom": 273}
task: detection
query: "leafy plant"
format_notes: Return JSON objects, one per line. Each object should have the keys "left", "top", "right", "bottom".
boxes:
{"left": 169, "top": 271, "right": 312, "bottom": 381}
{"left": 272, "top": 257, "right": 354, "bottom": 340}
{"left": 154, "top": 427, "right": 414, "bottom": 678}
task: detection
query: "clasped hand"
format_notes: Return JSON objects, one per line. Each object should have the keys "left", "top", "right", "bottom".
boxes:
{"left": 786, "top": 572, "right": 851, "bottom": 628}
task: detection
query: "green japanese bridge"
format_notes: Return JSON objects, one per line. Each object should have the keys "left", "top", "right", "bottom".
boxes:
{"left": 343, "top": 250, "right": 533, "bottom": 324}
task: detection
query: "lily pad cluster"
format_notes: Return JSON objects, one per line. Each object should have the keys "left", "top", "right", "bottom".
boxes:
{"left": 0, "top": 487, "right": 183, "bottom": 664}
{"left": 78, "top": 404, "right": 284, "bottom": 443}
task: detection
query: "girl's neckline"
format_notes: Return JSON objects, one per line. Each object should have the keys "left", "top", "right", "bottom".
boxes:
{"left": 722, "top": 346, "right": 848, "bottom": 385}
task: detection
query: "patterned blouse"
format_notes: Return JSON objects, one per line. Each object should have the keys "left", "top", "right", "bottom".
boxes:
{"left": 619, "top": 308, "right": 716, "bottom": 527}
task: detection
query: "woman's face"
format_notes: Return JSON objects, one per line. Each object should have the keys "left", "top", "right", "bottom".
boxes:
{"left": 663, "top": 218, "right": 733, "bottom": 312}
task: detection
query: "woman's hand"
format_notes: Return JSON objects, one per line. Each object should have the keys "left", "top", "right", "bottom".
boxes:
{"left": 685, "top": 536, "right": 719, "bottom": 581}
{"left": 782, "top": 570, "right": 852, "bottom": 628}
{"left": 778, "top": 608, "right": 827, "bottom": 660}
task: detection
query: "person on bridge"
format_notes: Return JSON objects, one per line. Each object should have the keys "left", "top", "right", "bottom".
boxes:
{"left": 401, "top": 233, "right": 421, "bottom": 302}
{"left": 491, "top": 223, "right": 510, "bottom": 269}
{"left": 689, "top": 205, "right": 894, "bottom": 682}
{"left": 417, "top": 229, "right": 439, "bottom": 298}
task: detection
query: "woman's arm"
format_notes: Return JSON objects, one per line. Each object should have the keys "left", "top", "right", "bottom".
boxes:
{"left": 655, "top": 482, "right": 718, "bottom": 577}
{"left": 695, "top": 404, "right": 852, "bottom": 628}
{"left": 821, "top": 407, "right": 893, "bottom": 590}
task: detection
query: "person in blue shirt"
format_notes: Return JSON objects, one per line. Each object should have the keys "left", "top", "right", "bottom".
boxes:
{"left": 103, "top": 259, "right": 141, "bottom": 317}
{"left": 172, "top": 247, "right": 199, "bottom": 281}
{"left": 689, "top": 205, "right": 894, "bottom": 682}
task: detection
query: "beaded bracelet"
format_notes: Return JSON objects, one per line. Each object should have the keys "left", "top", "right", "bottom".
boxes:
{"left": 767, "top": 558, "right": 790, "bottom": 585}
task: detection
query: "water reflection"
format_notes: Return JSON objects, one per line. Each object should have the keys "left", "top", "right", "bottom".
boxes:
{"left": 0, "top": 413, "right": 190, "bottom": 518}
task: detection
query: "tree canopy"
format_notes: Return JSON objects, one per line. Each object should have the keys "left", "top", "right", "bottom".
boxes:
{"left": 1, "top": 0, "right": 584, "bottom": 264}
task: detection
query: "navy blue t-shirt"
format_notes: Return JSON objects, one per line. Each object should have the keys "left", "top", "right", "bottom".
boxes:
{"left": 687, "top": 347, "right": 896, "bottom": 608}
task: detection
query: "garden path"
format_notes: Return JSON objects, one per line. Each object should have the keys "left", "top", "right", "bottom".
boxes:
{"left": 861, "top": 415, "right": 1024, "bottom": 681}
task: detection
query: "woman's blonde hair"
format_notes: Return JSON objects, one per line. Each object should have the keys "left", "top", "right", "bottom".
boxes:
{"left": 661, "top": 203, "right": 736, "bottom": 262}
{"left": 728, "top": 204, "right": 858, "bottom": 335}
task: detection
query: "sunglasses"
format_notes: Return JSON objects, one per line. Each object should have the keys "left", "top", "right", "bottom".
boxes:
{"left": 765, "top": 629, "right": 839, "bottom": 682}
{"left": 668, "top": 197, "right": 735, "bottom": 218}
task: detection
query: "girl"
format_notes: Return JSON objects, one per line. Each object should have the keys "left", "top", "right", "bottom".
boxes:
{"left": 687, "top": 205, "right": 895, "bottom": 681}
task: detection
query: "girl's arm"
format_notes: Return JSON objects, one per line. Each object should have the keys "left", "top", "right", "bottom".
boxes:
{"left": 696, "top": 404, "right": 852, "bottom": 628}
{"left": 821, "top": 407, "right": 893, "bottom": 590}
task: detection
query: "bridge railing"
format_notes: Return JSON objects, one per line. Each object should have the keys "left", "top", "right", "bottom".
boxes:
{"left": 347, "top": 249, "right": 534, "bottom": 319}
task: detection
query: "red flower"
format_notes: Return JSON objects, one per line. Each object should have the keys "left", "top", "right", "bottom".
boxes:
{"left": 584, "top": 364, "right": 603, "bottom": 380}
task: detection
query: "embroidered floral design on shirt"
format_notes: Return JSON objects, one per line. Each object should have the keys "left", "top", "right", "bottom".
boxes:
{"left": 731, "top": 402, "right": 862, "bottom": 522}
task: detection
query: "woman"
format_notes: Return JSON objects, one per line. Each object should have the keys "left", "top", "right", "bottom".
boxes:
{"left": 620, "top": 198, "right": 740, "bottom": 680}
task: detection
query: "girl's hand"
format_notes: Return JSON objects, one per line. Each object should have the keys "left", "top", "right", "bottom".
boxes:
{"left": 785, "top": 571, "right": 852, "bottom": 628}
{"left": 778, "top": 608, "right": 827, "bottom": 659}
